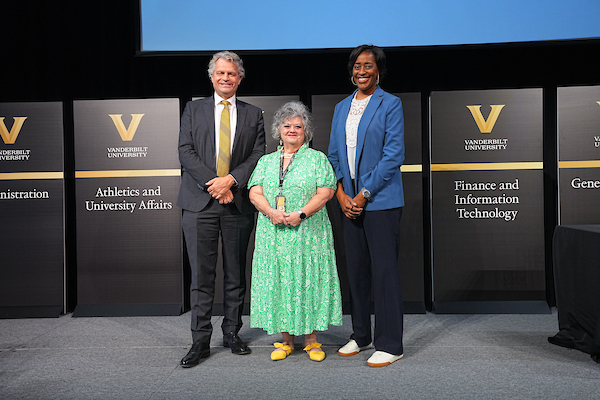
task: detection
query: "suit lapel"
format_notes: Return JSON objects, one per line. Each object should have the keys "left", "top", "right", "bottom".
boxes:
{"left": 232, "top": 99, "right": 247, "bottom": 157}
{"left": 203, "top": 97, "right": 216, "bottom": 169}
{"left": 355, "top": 87, "right": 383, "bottom": 191}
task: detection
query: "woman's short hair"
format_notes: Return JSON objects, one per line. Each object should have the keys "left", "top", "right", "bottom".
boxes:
{"left": 271, "top": 101, "right": 314, "bottom": 144}
{"left": 347, "top": 44, "right": 387, "bottom": 81}
{"left": 207, "top": 51, "right": 245, "bottom": 79}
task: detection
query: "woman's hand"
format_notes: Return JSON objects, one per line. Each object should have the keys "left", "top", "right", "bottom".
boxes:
{"left": 352, "top": 191, "right": 367, "bottom": 210}
{"left": 336, "top": 183, "right": 362, "bottom": 219}
{"left": 284, "top": 212, "right": 301, "bottom": 227}
{"left": 271, "top": 209, "right": 288, "bottom": 225}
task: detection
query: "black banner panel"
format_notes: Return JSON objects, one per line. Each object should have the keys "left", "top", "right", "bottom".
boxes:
{"left": 191, "top": 95, "right": 299, "bottom": 313}
{"left": 431, "top": 89, "right": 547, "bottom": 313}
{"left": 312, "top": 92, "right": 425, "bottom": 313}
{"left": 0, "top": 102, "right": 64, "bottom": 318}
{"left": 558, "top": 86, "right": 600, "bottom": 224}
{"left": 73, "top": 99, "right": 182, "bottom": 316}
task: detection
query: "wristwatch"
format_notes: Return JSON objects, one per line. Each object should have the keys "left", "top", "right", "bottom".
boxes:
{"left": 297, "top": 210, "right": 307, "bottom": 220}
{"left": 361, "top": 187, "right": 371, "bottom": 201}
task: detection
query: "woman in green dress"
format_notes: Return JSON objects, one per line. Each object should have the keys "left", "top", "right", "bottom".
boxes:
{"left": 248, "top": 101, "right": 343, "bottom": 362}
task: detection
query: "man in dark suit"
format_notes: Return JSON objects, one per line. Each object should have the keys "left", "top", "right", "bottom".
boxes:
{"left": 178, "top": 51, "right": 265, "bottom": 367}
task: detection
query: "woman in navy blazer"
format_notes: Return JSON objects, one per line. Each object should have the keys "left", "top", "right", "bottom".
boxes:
{"left": 328, "top": 44, "right": 405, "bottom": 367}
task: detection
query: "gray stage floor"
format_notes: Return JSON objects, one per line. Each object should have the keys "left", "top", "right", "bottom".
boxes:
{"left": 0, "top": 311, "right": 598, "bottom": 399}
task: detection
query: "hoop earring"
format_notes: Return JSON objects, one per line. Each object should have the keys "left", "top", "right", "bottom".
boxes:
{"left": 351, "top": 76, "right": 357, "bottom": 86}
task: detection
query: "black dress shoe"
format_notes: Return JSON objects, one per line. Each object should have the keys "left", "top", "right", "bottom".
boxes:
{"left": 223, "top": 332, "right": 251, "bottom": 355}
{"left": 180, "top": 341, "right": 210, "bottom": 368}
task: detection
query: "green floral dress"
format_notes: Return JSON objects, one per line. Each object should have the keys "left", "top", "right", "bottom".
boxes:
{"left": 248, "top": 144, "right": 343, "bottom": 335}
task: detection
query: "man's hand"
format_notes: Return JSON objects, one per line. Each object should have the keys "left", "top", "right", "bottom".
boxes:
{"left": 218, "top": 190, "right": 234, "bottom": 204}
{"left": 206, "top": 175, "right": 235, "bottom": 201}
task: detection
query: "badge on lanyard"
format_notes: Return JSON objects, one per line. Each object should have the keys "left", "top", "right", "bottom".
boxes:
{"left": 275, "top": 195, "right": 286, "bottom": 211}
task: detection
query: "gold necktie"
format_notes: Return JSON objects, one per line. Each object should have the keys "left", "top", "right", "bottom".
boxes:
{"left": 217, "top": 100, "right": 231, "bottom": 177}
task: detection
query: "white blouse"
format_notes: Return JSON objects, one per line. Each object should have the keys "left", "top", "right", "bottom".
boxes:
{"left": 345, "top": 94, "right": 372, "bottom": 179}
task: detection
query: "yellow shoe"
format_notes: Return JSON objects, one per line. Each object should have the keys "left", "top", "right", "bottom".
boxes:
{"left": 271, "top": 342, "right": 292, "bottom": 361}
{"left": 303, "top": 342, "right": 326, "bottom": 362}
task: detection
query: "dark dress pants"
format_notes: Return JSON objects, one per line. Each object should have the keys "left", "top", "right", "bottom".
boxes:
{"left": 342, "top": 207, "right": 404, "bottom": 356}
{"left": 182, "top": 200, "right": 254, "bottom": 344}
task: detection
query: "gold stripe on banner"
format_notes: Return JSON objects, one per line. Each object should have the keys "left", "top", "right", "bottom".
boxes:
{"left": 0, "top": 172, "right": 64, "bottom": 180}
{"left": 75, "top": 169, "right": 181, "bottom": 178}
{"left": 401, "top": 164, "right": 422, "bottom": 173}
{"left": 558, "top": 160, "right": 600, "bottom": 169}
{"left": 431, "top": 162, "right": 543, "bottom": 171}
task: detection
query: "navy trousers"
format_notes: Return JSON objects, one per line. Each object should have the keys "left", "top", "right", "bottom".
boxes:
{"left": 342, "top": 207, "right": 404, "bottom": 356}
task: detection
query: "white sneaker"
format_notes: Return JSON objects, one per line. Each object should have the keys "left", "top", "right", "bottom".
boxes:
{"left": 366, "top": 350, "right": 403, "bottom": 367}
{"left": 338, "top": 339, "right": 374, "bottom": 357}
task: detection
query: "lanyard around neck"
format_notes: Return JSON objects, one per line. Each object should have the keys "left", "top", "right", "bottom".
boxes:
{"left": 278, "top": 150, "right": 296, "bottom": 194}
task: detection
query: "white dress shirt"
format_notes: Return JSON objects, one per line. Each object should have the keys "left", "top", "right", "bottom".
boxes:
{"left": 214, "top": 93, "right": 237, "bottom": 170}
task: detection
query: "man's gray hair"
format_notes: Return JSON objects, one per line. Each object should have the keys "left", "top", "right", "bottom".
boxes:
{"left": 207, "top": 51, "right": 245, "bottom": 79}
{"left": 271, "top": 101, "right": 314, "bottom": 144}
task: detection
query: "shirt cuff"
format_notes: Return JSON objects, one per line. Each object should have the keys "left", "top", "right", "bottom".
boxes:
{"left": 228, "top": 174, "right": 239, "bottom": 187}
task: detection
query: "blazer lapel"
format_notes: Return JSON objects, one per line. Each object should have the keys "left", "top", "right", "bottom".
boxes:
{"left": 355, "top": 87, "right": 383, "bottom": 191}
{"left": 338, "top": 95, "right": 353, "bottom": 190}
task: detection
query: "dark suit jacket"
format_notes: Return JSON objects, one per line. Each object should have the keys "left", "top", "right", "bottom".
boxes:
{"left": 328, "top": 86, "right": 405, "bottom": 211}
{"left": 177, "top": 96, "right": 266, "bottom": 214}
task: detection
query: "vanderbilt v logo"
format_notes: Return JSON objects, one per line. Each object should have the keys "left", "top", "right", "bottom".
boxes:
{"left": 0, "top": 117, "right": 27, "bottom": 144}
{"left": 466, "top": 105, "right": 505, "bottom": 133}
{"left": 109, "top": 114, "right": 145, "bottom": 141}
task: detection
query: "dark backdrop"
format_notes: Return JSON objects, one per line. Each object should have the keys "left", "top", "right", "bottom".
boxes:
{"left": 3, "top": 0, "right": 600, "bottom": 312}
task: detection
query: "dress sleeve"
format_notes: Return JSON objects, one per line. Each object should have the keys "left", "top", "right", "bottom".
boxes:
{"left": 248, "top": 155, "right": 267, "bottom": 188}
{"left": 315, "top": 151, "right": 337, "bottom": 190}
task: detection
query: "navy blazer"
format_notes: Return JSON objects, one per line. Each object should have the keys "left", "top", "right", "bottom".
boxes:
{"left": 177, "top": 96, "right": 266, "bottom": 214}
{"left": 328, "top": 87, "right": 405, "bottom": 211}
